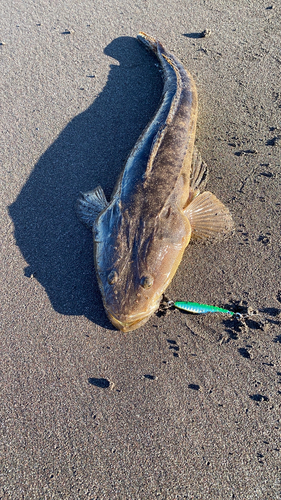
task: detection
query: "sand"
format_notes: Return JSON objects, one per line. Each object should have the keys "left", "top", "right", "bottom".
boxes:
{"left": 1, "top": 0, "right": 281, "bottom": 498}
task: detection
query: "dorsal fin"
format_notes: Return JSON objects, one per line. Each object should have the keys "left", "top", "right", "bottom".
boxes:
{"left": 143, "top": 53, "right": 183, "bottom": 183}
{"left": 190, "top": 146, "right": 208, "bottom": 192}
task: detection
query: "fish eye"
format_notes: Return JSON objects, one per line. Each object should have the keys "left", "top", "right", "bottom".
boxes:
{"left": 140, "top": 275, "right": 154, "bottom": 289}
{"left": 107, "top": 270, "right": 118, "bottom": 285}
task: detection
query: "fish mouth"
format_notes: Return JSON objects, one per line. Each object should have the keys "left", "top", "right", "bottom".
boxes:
{"left": 106, "top": 309, "right": 155, "bottom": 333}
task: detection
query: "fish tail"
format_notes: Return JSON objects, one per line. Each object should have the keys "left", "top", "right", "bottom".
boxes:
{"left": 137, "top": 32, "right": 159, "bottom": 54}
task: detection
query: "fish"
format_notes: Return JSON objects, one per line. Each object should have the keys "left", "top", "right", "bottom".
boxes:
{"left": 77, "top": 32, "right": 234, "bottom": 332}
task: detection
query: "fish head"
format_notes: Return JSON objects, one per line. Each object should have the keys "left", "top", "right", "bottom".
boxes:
{"left": 94, "top": 203, "right": 191, "bottom": 332}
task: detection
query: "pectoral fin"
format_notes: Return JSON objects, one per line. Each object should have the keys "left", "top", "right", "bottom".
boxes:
{"left": 184, "top": 191, "right": 234, "bottom": 240}
{"left": 77, "top": 186, "right": 109, "bottom": 228}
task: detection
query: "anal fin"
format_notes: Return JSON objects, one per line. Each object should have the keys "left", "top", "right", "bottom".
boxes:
{"left": 184, "top": 191, "right": 234, "bottom": 240}
{"left": 77, "top": 186, "right": 109, "bottom": 228}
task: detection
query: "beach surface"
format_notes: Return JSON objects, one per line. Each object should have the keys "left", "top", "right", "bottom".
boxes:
{"left": 1, "top": 0, "right": 281, "bottom": 498}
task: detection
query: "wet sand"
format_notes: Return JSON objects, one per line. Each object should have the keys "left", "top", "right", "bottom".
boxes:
{"left": 1, "top": 0, "right": 281, "bottom": 498}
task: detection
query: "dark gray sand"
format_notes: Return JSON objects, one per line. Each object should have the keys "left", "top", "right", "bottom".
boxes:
{"left": 1, "top": 0, "right": 281, "bottom": 498}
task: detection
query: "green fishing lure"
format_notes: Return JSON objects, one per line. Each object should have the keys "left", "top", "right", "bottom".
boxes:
{"left": 174, "top": 301, "right": 238, "bottom": 316}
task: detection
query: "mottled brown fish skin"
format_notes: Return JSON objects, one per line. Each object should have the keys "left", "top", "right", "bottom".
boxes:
{"left": 78, "top": 32, "right": 233, "bottom": 332}
{"left": 92, "top": 33, "right": 198, "bottom": 331}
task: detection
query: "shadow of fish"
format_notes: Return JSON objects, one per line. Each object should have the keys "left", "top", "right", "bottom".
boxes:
{"left": 77, "top": 32, "right": 233, "bottom": 332}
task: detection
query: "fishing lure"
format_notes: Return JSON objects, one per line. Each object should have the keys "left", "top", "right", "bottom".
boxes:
{"left": 173, "top": 301, "right": 241, "bottom": 317}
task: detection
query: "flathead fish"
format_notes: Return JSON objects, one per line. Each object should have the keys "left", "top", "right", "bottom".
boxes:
{"left": 78, "top": 32, "right": 233, "bottom": 332}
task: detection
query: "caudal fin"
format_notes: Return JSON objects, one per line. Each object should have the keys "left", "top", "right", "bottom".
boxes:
{"left": 137, "top": 32, "right": 158, "bottom": 53}
{"left": 184, "top": 191, "right": 234, "bottom": 240}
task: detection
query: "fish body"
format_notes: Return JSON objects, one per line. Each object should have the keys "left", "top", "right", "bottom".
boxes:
{"left": 78, "top": 32, "right": 233, "bottom": 332}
